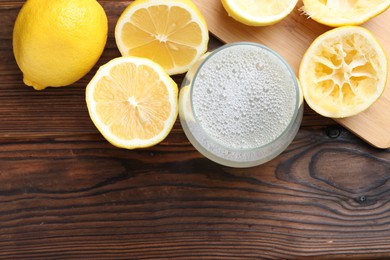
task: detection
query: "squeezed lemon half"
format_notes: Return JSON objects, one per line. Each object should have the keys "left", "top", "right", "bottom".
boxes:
{"left": 299, "top": 26, "right": 388, "bottom": 118}
{"left": 301, "top": 0, "right": 390, "bottom": 27}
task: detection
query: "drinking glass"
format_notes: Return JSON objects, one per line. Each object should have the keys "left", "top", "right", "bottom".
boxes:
{"left": 179, "top": 42, "right": 303, "bottom": 168}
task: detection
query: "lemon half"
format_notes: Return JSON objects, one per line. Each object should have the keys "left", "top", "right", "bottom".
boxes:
{"left": 301, "top": 0, "right": 390, "bottom": 27}
{"left": 221, "top": 0, "right": 299, "bottom": 26}
{"left": 299, "top": 26, "right": 388, "bottom": 118}
{"left": 86, "top": 57, "right": 178, "bottom": 149}
{"left": 115, "top": 0, "right": 209, "bottom": 75}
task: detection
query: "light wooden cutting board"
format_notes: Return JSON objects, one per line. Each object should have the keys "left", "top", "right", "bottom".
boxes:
{"left": 192, "top": 0, "right": 390, "bottom": 149}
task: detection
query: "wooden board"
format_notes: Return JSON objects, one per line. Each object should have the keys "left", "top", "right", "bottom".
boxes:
{"left": 192, "top": 0, "right": 390, "bottom": 149}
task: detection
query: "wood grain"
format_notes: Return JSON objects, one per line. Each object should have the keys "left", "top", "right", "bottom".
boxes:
{"left": 191, "top": 0, "right": 390, "bottom": 149}
{"left": 0, "top": 127, "right": 389, "bottom": 259}
{"left": 0, "top": 1, "right": 389, "bottom": 259}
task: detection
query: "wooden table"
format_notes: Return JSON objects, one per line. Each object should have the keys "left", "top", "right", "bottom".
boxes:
{"left": 1, "top": 1, "right": 389, "bottom": 259}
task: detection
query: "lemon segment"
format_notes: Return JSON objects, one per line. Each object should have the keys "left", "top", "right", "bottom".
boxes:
{"left": 301, "top": 0, "right": 390, "bottom": 27}
{"left": 86, "top": 57, "right": 178, "bottom": 149}
{"left": 299, "top": 26, "right": 388, "bottom": 118}
{"left": 13, "top": 0, "right": 108, "bottom": 90}
{"left": 115, "top": 0, "right": 209, "bottom": 75}
{"left": 221, "top": 0, "right": 299, "bottom": 26}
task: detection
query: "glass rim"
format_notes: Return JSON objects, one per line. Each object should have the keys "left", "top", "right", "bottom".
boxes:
{"left": 189, "top": 41, "right": 301, "bottom": 152}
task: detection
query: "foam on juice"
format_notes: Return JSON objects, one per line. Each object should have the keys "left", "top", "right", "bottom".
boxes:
{"left": 191, "top": 44, "right": 297, "bottom": 150}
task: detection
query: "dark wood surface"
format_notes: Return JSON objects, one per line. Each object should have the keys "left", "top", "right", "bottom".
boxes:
{"left": 1, "top": 1, "right": 389, "bottom": 259}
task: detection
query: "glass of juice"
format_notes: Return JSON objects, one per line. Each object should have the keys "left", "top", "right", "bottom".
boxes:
{"left": 179, "top": 42, "right": 303, "bottom": 168}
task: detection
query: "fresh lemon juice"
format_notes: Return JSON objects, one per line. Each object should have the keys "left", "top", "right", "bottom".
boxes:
{"left": 179, "top": 42, "right": 303, "bottom": 167}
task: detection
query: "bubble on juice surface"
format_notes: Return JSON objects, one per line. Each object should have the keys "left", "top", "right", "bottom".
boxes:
{"left": 256, "top": 62, "right": 264, "bottom": 71}
{"left": 191, "top": 44, "right": 297, "bottom": 151}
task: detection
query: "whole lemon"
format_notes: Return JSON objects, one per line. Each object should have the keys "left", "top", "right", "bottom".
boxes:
{"left": 13, "top": 0, "right": 108, "bottom": 90}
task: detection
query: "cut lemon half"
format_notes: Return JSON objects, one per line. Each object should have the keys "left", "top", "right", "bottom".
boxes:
{"left": 221, "top": 0, "right": 298, "bottom": 26}
{"left": 86, "top": 57, "right": 178, "bottom": 149}
{"left": 301, "top": 0, "right": 390, "bottom": 27}
{"left": 115, "top": 0, "right": 209, "bottom": 75}
{"left": 299, "top": 26, "right": 388, "bottom": 118}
